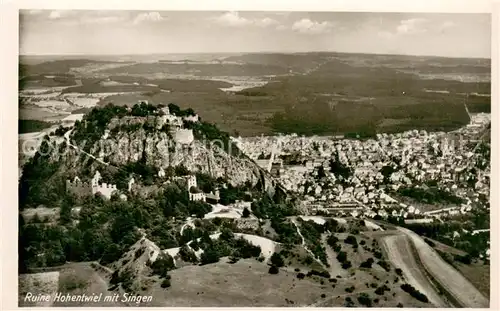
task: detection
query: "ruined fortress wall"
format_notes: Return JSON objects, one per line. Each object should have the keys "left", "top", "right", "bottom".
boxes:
{"left": 174, "top": 129, "right": 194, "bottom": 145}
{"left": 66, "top": 180, "right": 92, "bottom": 197}
{"left": 92, "top": 183, "right": 117, "bottom": 199}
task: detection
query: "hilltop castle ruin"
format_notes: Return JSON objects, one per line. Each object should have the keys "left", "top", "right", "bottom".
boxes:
{"left": 107, "top": 103, "right": 197, "bottom": 145}
{"left": 66, "top": 170, "right": 122, "bottom": 200}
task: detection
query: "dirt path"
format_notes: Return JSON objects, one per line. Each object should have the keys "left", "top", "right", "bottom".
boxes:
{"left": 320, "top": 234, "right": 348, "bottom": 278}
{"left": 180, "top": 217, "right": 194, "bottom": 236}
{"left": 290, "top": 217, "right": 327, "bottom": 269}
{"left": 398, "top": 227, "right": 489, "bottom": 308}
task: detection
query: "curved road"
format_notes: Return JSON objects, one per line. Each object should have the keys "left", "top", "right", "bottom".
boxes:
{"left": 398, "top": 227, "right": 489, "bottom": 308}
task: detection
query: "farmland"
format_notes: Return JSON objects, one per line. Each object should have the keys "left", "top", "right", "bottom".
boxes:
{"left": 19, "top": 52, "right": 490, "bottom": 137}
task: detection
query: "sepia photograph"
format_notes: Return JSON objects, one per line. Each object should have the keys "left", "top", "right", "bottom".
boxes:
{"left": 16, "top": 8, "right": 491, "bottom": 308}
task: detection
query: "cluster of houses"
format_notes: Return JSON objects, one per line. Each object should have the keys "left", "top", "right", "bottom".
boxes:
{"left": 236, "top": 113, "right": 490, "bottom": 222}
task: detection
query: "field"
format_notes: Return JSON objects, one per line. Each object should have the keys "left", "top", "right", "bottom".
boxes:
{"left": 153, "top": 259, "right": 323, "bottom": 307}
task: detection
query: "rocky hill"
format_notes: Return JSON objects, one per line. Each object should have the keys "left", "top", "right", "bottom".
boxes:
{"left": 19, "top": 102, "right": 281, "bottom": 210}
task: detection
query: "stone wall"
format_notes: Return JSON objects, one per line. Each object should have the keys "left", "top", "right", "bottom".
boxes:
{"left": 66, "top": 179, "right": 92, "bottom": 197}
{"left": 92, "top": 183, "right": 117, "bottom": 200}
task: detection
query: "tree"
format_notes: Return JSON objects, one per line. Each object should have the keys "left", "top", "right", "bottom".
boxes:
{"left": 336, "top": 251, "right": 347, "bottom": 263}
{"left": 317, "top": 166, "right": 326, "bottom": 179}
{"left": 268, "top": 265, "right": 279, "bottom": 274}
{"left": 59, "top": 198, "right": 72, "bottom": 225}
{"left": 327, "top": 234, "right": 339, "bottom": 247}
{"left": 179, "top": 245, "right": 198, "bottom": 263}
{"left": 395, "top": 268, "right": 403, "bottom": 276}
{"left": 242, "top": 207, "right": 251, "bottom": 218}
{"left": 200, "top": 246, "right": 220, "bottom": 265}
{"left": 344, "top": 235, "right": 358, "bottom": 247}
{"left": 270, "top": 252, "right": 285, "bottom": 267}
{"left": 150, "top": 253, "right": 175, "bottom": 277}
{"left": 220, "top": 227, "right": 235, "bottom": 242}
{"left": 360, "top": 258, "right": 374, "bottom": 269}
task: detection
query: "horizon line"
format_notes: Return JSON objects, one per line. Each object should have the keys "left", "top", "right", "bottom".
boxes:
{"left": 18, "top": 50, "right": 492, "bottom": 60}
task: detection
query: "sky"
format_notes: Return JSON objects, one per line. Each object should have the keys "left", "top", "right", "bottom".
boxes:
{"left": 19, "top": 10, "right": 491, "bottom": 58}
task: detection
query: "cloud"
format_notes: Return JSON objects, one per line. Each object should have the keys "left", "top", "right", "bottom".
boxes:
{"left": 211, "top": 12, "right": 279, "bottom": 28}
{"left": 81, "top": 15, "right": 124, "bottom": 24}
{"left": 47, "top": 12, "right": 128, "bottom": 26}
{"left": 133, "top": 12, "right": 165, "bottom": 25}
{"left": 255, "top": 17, "right": 279, "bottom": 28}
{"left": 291, "top": 18, "right": 334, "bottom": 35}
{"left": 396, "top": 18, "right": 427, "bottom": 35}
{"left": 213, "top": 11, "right": 251, "bottom": 27}
{"left": 27, "top": 10, "right": 44, "bottom": 15}
{"left": 48, "top": 10, "right": 62, "bottom": 19}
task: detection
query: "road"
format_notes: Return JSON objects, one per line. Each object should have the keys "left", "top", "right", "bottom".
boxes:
{"left": 64, "top": 129, "right": 110, "bottom": 167}
{"left": 379, "top": 233, "right": 447, "bottom": 307}
{"left": 399, "top": 227, "right": 489, "bottom": 308}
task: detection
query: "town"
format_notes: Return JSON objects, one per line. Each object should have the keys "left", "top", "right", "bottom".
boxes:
{"left": 234, "top": 113, "right": 490, "bottom": 226}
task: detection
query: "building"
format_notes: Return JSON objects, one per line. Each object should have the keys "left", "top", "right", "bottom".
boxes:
{"left": 183, "top": 115, "right": 199, "bottom": 123}
{"left": 189, "top": 192, "right": 206, "bottom": 202}
{"left": 66, "top": 171, "right": 119, "bottom": 200}
{"left": 205, "top": 190, "right": 220, "bottom": 204}
{"left": 173, "top": 129, "right": 194, "bottom": 145}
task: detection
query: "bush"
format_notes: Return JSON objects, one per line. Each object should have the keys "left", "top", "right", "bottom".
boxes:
{"left": 400, "top": 283, "right": 429, "bottom": 303}
{"left": 336, "top": 251, "right": 347, "bottom": 263}
{"left": 375, "top": 284, "right": 390, "bottom": 295}
{"left": 397, "top": 303, "right": 404, "bottom": 308}
{"left": 270, "top": 252, "right": 285, "bottom": 267}
{"left": 161, "top": 278, "right": 171, "bottom": 288}
{"left": 297, "top": 272, "right": 305, "bottom": 279}
{"left": 424, "top": 238, "right": 436, "bottom": 247}
{"left": 307, "top": 269, "right": 331, "bottom": 279}
{"left": 360, "top": 258, "right": 374, "bottom": 269}
{"left": 377, "top": 260, "right": 391, "bottom": 272}
{"left": 345, "top": 286, "right": 355, "bottom": 293}
{"left": 268, "top": 265, "right": 279, "bottom": 274}
{"left": 395, "top": 268, "right": 403, "bottom": 276}
{"left": 357, "top": 293, "right": 372, "bottom": 307}
{"left": 344, "top": 235, "right": 358, "bottom": 247}
{"left": 321, "top": 293, "right": 326, "bottom": 298}
{"left": 341, "top": 261, "right": 352, "bottom": 269}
